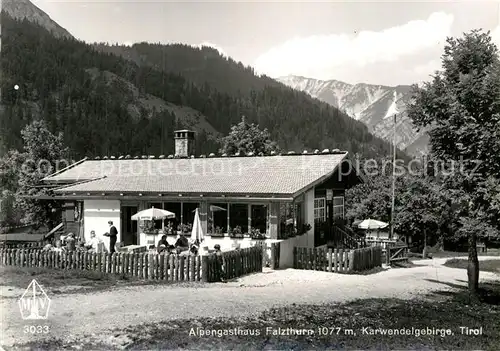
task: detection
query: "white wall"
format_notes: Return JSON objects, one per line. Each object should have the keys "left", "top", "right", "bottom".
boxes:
{"left": 84, "top": 200, "right": 121, "bottom": 252}
{"left": 278, "top": 233, "right": 310, "bottom": 268}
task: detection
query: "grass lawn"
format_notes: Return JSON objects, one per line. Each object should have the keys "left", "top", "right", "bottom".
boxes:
{"left": 444, "top": 258, "right": 500, "bottom": 273}
{"left": 409, "top": 248, "right": 500, "bottom": 261}
{"left": 12, "top": 281, "right": 500, "bottom": 350}
{"left": 0, "top": 266, "right": 204, "bottom": 295}
{"left": 432, "top": 248, "right": 500, "bottom": 258}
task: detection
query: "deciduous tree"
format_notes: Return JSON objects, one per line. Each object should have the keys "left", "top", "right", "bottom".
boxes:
{"left": 15, "top": 120, "right": 69, "bottom": 229}
{"left": 218, "top": 116, "right": 280, "bottom": 155}
{"left": 407, "top": 29, "right": 500, "bottom": 296}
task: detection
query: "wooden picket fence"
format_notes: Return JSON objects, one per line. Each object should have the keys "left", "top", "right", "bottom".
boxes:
{"left": 0, "top": 248, "right": 203, "bottom": 281}
{"left": 352, "top": 246, "right": 383, "bottom": 271}
{"left": 293, "top": 246, "right": 382, "bottom": 273}
{"left": 203, "top": 246, "right": 263, "bottom": 282}
{"left": 0, "top": 246, "right": 263, "bottom": 282}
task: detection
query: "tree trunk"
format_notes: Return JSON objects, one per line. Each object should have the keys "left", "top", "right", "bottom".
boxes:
{"left": 467, "top": 231, "right": 479, "bottom": 297}
{"left": 422, "top": 229, "right": 428, "bottom": 258}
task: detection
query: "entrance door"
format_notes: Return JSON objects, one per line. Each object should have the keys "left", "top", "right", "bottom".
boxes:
{"left": 121, "top": 206, "right": 138, "bottom": 245}
{"left": 313, "top": 198, "right": 327, "bottom": 246}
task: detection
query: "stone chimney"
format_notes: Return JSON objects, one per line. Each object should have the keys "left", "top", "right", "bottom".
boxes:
{"left": 174, "top": 130, "right": 195, "bottom": 158}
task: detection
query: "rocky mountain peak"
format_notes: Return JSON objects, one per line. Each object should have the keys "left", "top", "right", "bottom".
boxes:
{"left": 2, "top": 0, "right": 73, "bottom": 39}
{"left": 277, "top": 75, "right": 428, "bottom": 156}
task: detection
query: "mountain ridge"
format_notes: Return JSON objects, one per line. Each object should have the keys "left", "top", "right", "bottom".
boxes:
{"left": 277, "top": 75, "right": 428, "bottom": 155}
{"left": 1, "top": 10, "right": 401, "bottom": 161}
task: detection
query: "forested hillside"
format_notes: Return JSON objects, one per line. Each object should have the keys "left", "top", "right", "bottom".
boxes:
{"left": 1, "top": 13, "right": 396, "bottom": 160}
{"left": 94, "top": 43, "right": 281, "bottom": 95}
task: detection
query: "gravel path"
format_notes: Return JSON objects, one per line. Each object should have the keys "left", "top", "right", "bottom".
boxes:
{"left": 1, "top": 256, "right": 499, "bottom": 347}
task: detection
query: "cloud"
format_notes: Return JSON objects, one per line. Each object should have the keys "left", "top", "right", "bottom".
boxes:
{"left": 413, "top": 59, "right": 441, "bottom": 76}
{"left": 254, "top": 12, "right": 454, "bottom": 83}
{"left": 195, "top": 42, "right": 227, "bottom": 57}
{"left": 491, "top": 25, "right": 500, "bottom": 47}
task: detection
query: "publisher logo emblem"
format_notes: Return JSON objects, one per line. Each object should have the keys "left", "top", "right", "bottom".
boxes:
{"left": 18, "top": 279, "right": 51, "bottom": 320}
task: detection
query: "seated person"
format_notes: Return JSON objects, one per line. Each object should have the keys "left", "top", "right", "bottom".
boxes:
{"left": 65, "top": 232, "right": 76, "bottom": 251}
{"left": 42, "top": 243, "right": 53, "bottom": 251}
{"left": 189, "top": 244, "right": 199, "bottom": 256}
{"left": 174, "top": 234, "right": 189, "bottom": 248}
{"left": 52, "top": 240, "right": 65, "bottom": 252}
{"left": 158, "top": 235, "right": 175, "bottom": 253}
{"left": 157, "top": 234, "right": 169, "bottom": 247}
{"left": 85, "top": 230, "right": 101, "bottom": 252}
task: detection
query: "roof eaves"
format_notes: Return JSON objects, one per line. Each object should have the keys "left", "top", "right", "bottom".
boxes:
{"left": 51, "top": 176, "right": 107, "bottom": 192}
{"left": 52, "top": 189, "right": 295, "bottom": 198}
{"left": 43, "top": 157, "right": 88, "bottom": 182}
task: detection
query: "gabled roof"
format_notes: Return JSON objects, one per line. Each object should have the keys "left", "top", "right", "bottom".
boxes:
{"left": 45, "top": 153, "right": 360, "bottom": 197}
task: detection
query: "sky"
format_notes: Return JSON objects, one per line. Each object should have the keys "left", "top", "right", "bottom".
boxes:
{"left": 31, "top": 0, "right": 500, "bottom": 86}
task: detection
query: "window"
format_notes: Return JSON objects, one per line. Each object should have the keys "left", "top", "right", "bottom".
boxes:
{"left": 333, "top": 196, "right": 344, "bottom": 219}
{"left": 295, "top": 202, "right": 304, "bottom": 230}
{"left": 251, "top": 204, "right": 268, "bottom": 234}
{"left": 314, "top": 198, "right": 326, "bottom": 223}
{"left": 208, "top": 203, "right": 228, "bottom": 234}
{"left": 229, "top": 204, "right": 248, "bottom": 233}
{"left": 147, "top": 202, "right": 163, "bottom": 230}
{"left": 279, "top": 202, "right": 295, "bottom": 239}
{"left": 182, "top": 202, "right": 199, "bottom": 226}
{"left": 163, "top": 202, "right": 181, "bottom": 232}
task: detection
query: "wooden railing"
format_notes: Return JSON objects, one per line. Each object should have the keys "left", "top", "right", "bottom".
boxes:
{"left": 293, "top": 246, "right": 382, "bottom": 273}
{"left": 0, "top": 247, "right": 263, "bottom": 282}
{"left": 365, "top": 238, "right": 400, "bottom": 249}
{"left": 0, "top": 242, "right": 44, "bottom": 249}
{"left": 331, "top": 225, "right": 365, "bottom": 249}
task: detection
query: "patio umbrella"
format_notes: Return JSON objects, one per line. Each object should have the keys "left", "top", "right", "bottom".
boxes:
{"left": 209, "top": 205, "right": 227, "bottom": 212}
{"left": 131, "top": 207, "right": 176, "bottom": 221}
{"left": 192, "top": 205, "right": 227, "bottom": 213}
{"left": 357, "top": 219, "right": 389, "bottom": 230}
{"left": 191, "top": 208, "right": 205, "bottom": 244}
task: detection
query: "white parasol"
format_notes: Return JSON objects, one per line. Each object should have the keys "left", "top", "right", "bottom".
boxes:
{"left": 131, "top": 207, "right": 176, "bottom": 221}
{"left": 190, "top": 208, "right": 205, "bottom": 244}
{"left": 357, "top": 219, "right": 389, "bottom": 230}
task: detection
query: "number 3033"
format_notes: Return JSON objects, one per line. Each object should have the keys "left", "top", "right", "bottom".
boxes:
{"left": 24, "top": 325, "right": 50, "bottom": 334}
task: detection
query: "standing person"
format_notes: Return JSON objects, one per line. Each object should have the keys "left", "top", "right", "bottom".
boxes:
{"left": 104, "top": 221, "right": 118, "bottom": 253}
{"left": 213, "top": 244, "right": 226, "bottom": 283}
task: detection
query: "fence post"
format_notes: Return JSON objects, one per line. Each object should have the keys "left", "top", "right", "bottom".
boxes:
{"left": 161, "top": 253, "right": 167, "bottom": 280}
{"left": 270, "top": 244, "right": 275, "bottom": 270}
{"left": 201, "top": 255, "right": 208, "bottom": 282}
{"left": 349, "top": 250, "right": 355, "bottom": 272}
